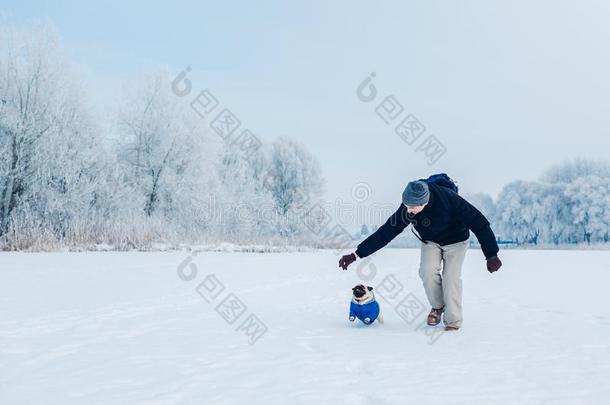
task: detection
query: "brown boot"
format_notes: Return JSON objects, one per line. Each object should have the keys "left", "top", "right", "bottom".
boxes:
{"left": 426, "top": 307, "right": 444, "bottom": 326}
{"left": 444, "top": 325, "right": 460, "bottom": 331}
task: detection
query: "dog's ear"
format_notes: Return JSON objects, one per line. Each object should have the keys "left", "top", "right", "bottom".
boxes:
{"left": 367, "top": 286, "right": 374, "bottom": 291}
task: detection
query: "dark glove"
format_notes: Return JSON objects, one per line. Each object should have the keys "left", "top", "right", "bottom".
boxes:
{"left": 339, "top": 253, "right": 357, "bottom": 270}
{"left": 486, "top": 256, "right": 502, "bottom": 273}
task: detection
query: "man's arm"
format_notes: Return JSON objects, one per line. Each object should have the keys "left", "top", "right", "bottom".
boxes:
{"left": 355, "top": 204, "right": 410, "bottom": 258}
{"left": 449, "top": 193, "right": 499, "bottom": 259}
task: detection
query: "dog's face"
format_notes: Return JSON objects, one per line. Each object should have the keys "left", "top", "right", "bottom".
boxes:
{"left": 352, "top": 284, "right": 374, "bottom": 302}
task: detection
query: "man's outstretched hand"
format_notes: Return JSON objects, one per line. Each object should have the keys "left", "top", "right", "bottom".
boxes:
{"left": 339, "top": 253, "right": 357, "bottom": 270}
{"left": 486, "top": 256, "right": 502, "bottom": 273}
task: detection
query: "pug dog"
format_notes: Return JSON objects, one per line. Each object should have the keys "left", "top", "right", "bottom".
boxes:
{"left": 349, "top": 284, "right": 383, "bottom": 324}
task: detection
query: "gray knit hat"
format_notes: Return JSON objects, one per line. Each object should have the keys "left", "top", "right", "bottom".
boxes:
{"left": 402, "top": 181, "right": 430, "bottom": 206}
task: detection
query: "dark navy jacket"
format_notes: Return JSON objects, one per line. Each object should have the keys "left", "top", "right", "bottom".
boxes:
{"left": 355, "top": 183, "right": 499, "bottom": 259}
{"left": 349, "top": 299, "right": 380, "bottom": 324}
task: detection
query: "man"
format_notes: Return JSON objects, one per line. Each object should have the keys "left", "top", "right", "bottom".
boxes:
{"left": 339, "top": 179, "right": 502, "bottom": 331}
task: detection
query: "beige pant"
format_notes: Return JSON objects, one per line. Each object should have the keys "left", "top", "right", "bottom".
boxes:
{"left": 418, "top": 240, "right": 468, "bottom": 327}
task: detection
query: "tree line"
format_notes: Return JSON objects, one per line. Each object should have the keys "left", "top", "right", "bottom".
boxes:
{"left": 0, "top": 23, "right": 325, "bottom": 250}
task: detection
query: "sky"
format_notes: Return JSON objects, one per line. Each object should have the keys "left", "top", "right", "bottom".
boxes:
{"left": 4, "top": 0, "right": 610, "bottom": 220}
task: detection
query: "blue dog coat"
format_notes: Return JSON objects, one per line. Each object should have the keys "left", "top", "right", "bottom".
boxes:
{"left": 349, "top": 298, "right": 380, "bottom": 324}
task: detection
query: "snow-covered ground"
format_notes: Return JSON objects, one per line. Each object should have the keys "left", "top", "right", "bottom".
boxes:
{"left": 1, "top": 248, "right": 609, "bottom": 404}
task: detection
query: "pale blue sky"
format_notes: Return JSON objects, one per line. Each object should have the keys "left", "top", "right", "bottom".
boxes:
{"left": 4, "top": 0, "right": 610, "bottom": 214}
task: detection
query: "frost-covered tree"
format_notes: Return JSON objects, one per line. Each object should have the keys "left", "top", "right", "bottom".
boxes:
{"left": 544, "top": 161, "right": 610, "bottom": 244}
{"left": 564, "top": 176, "right": 610, "bottom": 244}
{"left": 267, "top": 137, "right": 324, "bottom": 214}
{"left": 115, "top": 73, "right": 214, "bottom": 237}
{"left": 494, "top": 181, "right": 539, "bottom": 244}
{"left": 0, "top": 22, "right": 111, "bottom": 247}
{"left": 212, "top": 142, "right": 276, "bottom": 242}
{"left": 266, "top": 137, "right": 325, "bottom": 237}
{"left": 494, "top": 159, "right": 610, "bottom": 245}
{"left": 538, "top": 183, "right": 569, "bottom": 245}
